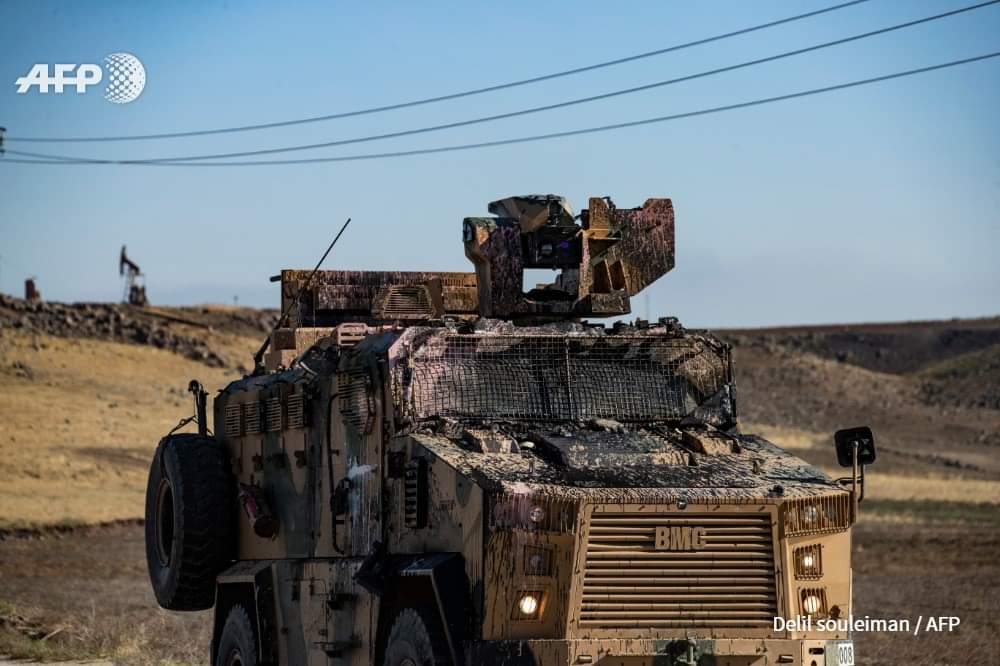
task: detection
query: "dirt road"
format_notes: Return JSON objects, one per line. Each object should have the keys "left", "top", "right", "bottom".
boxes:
{"left": 0, "top": 524, "right": 209, "bottom": 664}
{"left": 1, "top": 519, "right": 996, "bottom": 665}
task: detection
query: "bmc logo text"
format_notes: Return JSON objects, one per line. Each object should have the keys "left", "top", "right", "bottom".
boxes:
{"left": 654, "top": 525, "right": 706, "bottom": 551}
{"left": 15, "top": 53, "right": 146, "bottom": 104}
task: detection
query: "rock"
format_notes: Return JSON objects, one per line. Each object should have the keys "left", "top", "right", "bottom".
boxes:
{"left": 590, "top": 418, "right": 627, "bottom": 433}
{"left": 11, "top": 361, "right": 34, "bottom": 380}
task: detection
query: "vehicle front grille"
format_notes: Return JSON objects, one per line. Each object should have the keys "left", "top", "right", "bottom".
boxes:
{"left": 580, "top": 511, "right": 777, "bottom": 628}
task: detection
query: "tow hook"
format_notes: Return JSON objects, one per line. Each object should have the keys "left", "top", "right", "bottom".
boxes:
{"left": 672, "top": 638, "right": 701, "bottom": 666}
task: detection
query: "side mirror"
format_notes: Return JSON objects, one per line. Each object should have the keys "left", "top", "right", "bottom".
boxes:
{"left": 835, "top": 426, "right": 876, "bottom": 467}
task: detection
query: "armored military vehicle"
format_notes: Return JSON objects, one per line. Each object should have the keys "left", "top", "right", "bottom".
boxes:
{"left": 145, "top": 195, "right": 876, "bottom": 666}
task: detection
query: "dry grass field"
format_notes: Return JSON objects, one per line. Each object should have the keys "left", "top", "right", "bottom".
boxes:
{"left": 1, "top": 307, "right": 998, "bottom": 664}
{"left": 0, "top": 329, "right": 257, "bottom": 529}
{"left": 0, "top": 319, "right": 254, "bottom": 664}
{"left": 747, "top": 423, "right": 1000, "bottom": 505}
{"left": 0, "top": 525, "right": 209, "bottom": 665}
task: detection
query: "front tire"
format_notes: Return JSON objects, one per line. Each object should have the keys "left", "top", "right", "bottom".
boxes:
{"left": 382, "top": 607, "right": 450, "bottom": 666}
{"left": 215, "top": 605, "right": 257, "bottom": 666}
{"left": 144, "top": 433, "right": 234, "bottom": 610}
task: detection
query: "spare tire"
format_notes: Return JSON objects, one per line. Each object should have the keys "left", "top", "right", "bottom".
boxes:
{"left": 145, "top": 433, "right": 235, "bottom": 610}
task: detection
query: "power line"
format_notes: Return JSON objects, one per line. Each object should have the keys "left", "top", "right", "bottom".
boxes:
{"left": 2, "top": 157, "right": 87, "bottom": 164}
{"left": 5, "top": 0, "right": 872, "bottom": 143}
{"left": 5, "top": 51, "right": 997, "bottom": 168}
{"left": 10, "top": 0, "right": 1000, "bottom": 165}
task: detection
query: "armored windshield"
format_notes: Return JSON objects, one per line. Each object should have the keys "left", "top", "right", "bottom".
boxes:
{"left": 392, "top": 330, "right": 735, "bottom": 427}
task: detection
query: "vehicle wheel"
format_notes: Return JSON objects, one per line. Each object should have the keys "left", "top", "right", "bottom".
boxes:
{"left": 215, "top": 605, "right": 257, "bottom": 666}
{"left": 382, "top": 607, "right": 450, "bottom": 666}
{"left": 145, "top": 433, "right": 234, "bottom": 610}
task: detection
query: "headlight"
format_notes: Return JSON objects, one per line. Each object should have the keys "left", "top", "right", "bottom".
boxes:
{"left": 490, "top": 494, "right": 577, "bottom": 533}
{"left": 524, "top": 545, "right": 553, "bottom": 576}
{"left": 794, "top": 544, "right": 823, "bottom": 580}
{"left": 783, "top": 496, "right": 851, "bottom": 537}
{"left": 514, "top": 592, "right": 544, "bottom": 619}
{"left": 800, "top": 588, "right": 828, "bottom": 618}
{"left": 518, "top": 594, "right": 539, "bottom": 616}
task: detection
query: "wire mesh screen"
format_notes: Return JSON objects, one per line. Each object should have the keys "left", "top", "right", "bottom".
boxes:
{"left": 397, "top": 334, "right": 729, "bottom": 422}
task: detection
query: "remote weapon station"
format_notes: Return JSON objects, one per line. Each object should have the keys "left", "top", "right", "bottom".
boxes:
{"left": 145, "top": 195, "right": 875, "bottom": 666}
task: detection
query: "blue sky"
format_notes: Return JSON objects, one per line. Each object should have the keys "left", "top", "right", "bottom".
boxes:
{"left": 1, "top": 0, "right": 998, "bottom": 327}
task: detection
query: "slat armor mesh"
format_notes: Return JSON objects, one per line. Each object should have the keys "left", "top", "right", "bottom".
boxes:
{"left": 397, "top": 334, "right": 729, "bottom": 422}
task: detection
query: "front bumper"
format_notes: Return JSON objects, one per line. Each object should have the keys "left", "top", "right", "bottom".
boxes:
{"left": 465, "top": 638, "right": 852, "bottom": 666}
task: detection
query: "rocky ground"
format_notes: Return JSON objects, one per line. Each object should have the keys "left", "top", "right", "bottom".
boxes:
{"left": 0, "top": 295, "right": 276, "bottom": 371}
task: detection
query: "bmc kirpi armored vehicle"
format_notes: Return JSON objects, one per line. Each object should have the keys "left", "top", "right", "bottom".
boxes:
{"left": 145, "top": 195, "right": 876, "bottom": 666}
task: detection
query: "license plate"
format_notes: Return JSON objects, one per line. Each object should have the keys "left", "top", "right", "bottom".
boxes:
{"left": 836, "top": 641, "right": 854, "bottom": 666}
